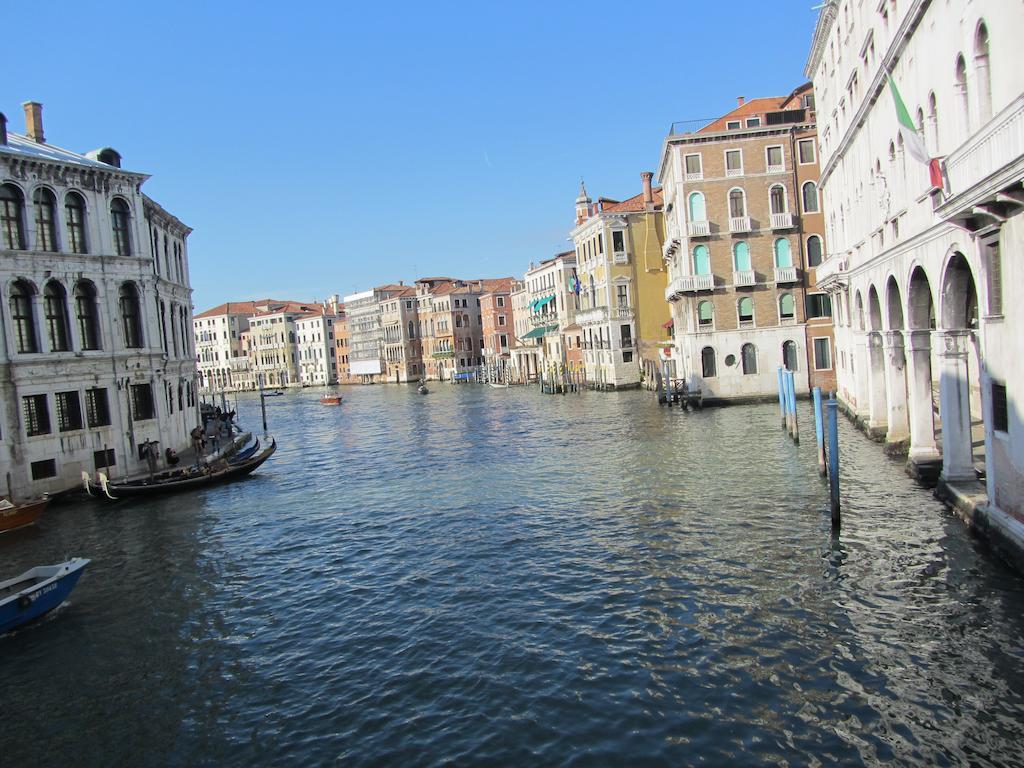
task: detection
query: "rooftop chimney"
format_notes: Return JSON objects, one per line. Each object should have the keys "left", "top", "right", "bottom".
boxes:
{"left": 641, "top": 171, "right": 654, "bottom": 205}
{"left": 737, "top": 96, "right": 745, "bottom": 108}
{"left": 22, "top": 101, "right": 44, "bottom": 144}
{"left": 0, "top": 113, "right": 6, "bottom": 146}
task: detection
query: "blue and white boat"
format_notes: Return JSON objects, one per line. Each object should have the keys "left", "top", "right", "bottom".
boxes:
{"left": 0, "top": 558, "right": 90, "bottom": 634}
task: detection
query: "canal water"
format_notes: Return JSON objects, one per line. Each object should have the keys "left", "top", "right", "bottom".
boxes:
{"left": 3, "top": 386, "right": 1024, "bottom": 767}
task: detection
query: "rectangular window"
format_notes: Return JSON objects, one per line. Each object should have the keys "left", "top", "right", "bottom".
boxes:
{"left": 983, "top": 237, "right": 1002, "bottom": 316}
{"left": 746, "top": 117, "right": 761, "bottom": 128}
{"left": 620, "top": 324, "right": 632, "bottom": 346}
{"left": 616, "top": 284, "right": 629, "bottom": 307}
{"left": 612, "top": 230, "right": 625, "bottom": 253}
{"left": 499, "top": 334, "right": 508, "bottom": 348}
{"left": 497, "top": 296, "right": 504, "bottom": 307}
{"left": 684, "top": 153, "right": 702, "bottom": 178}
{"left": 766, "top": 145, "right": 784, "bottom": 171}
{"left": 798, "top": 138, "right": 816, "bottom": 164}
{"left": 725, "top": 150, "right": 743, "bottom": 175}
{"left": 131, "top": 384, "right": 156, "bottom": 421}
{"left": 93, "top": 448, "right": 116, "bottom": 471}
{"left": 992, "top": 381, "right": 1008, "bottom": 433}
{"left": 813, "top": 337, "right": 832, "bottom": 370}
{"left": 56, "top": 390, "right": 84, "bottom": 432}
{"left": 31, "top": 459, "right": 57, "bottom": 480}
{"left": 498, "top": 315, "right": 506, "bottom": 325}
{"left": 622, "top": 350, "right": 633, "bottom": 363}
{"left": 806, "top": 293, "right": 833, "bottom": 318}
{"left": 726, "top": 120, "right": 741, "bottom": 130}
{"left": 23, "top": 394, "right": 50, "bottom": 436}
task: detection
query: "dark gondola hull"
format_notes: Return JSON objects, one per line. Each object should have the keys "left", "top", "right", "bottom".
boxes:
{"left": 89, "top": 440, "right": 276, "bottom": 500}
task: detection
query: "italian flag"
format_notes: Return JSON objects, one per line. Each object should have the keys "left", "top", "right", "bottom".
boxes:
{"left": 887, "top": 74, "right": 944, "bottom": 189}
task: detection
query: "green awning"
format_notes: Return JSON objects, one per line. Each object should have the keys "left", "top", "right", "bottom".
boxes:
{"left": 534, "top": 295, "right": 555, "bottom": 310}
{"left": 544, "top": 324, "right": 560, "bottom": 335}
{"left": 521, "top": 327, "right": 547, "bottom": 340}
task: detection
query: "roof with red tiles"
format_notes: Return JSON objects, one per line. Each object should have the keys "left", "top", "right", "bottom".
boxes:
{"left": 195, "top": 299, "right": 315, "bottom": 319}
{"left": 599, "top": 188, "right": 664, "bottom": 213}
{"left": 697, "top": 97, "right": 788, "bottom": 134}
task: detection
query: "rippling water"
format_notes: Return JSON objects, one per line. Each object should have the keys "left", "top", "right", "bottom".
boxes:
{"left": 3, "top": 385, "right": 1024, "bottom": 766}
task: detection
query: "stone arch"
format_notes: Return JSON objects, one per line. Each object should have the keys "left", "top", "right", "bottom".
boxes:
{"left": 940, "top": 250, "right": 978, "bottom": 330}
{"left": 907, "top": 266, "right": 935, "bottom": 330}
{"left": 885, "top": 275, "right": 904, "bottom": 330}
{"left": 867, "top": 284, "right": 883, "bottom": 331}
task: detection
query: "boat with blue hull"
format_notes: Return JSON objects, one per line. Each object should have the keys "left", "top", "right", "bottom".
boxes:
{"left": 0, "top": 559, "right": 90, "bottom": 634}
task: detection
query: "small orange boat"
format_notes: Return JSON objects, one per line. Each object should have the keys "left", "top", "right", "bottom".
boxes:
{"left": 320, "top": 394, "right": 343, "bottom": 406}
{"left": 0, "top": 496, "right": 48, "bottom": 534}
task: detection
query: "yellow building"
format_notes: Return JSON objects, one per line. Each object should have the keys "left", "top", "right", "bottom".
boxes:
{"left": 570, "top": 173, "right": 670, "bottom": 388}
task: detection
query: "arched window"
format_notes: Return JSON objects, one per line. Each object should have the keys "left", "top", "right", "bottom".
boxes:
{"left": 408, "top": 320, "right": 415, "bottom": 338}
{"left": 33, "top": 188, "right": 58, "bottom": 252}
{"left": 774, "top": 238, "right": 792, "bottom": 268}
{"left": 701, "top": 346, "right": 716, "bottom": 377}
{"left": 10, "top": 279, "right": 38, "bottom": 353}
{"left": 741, "top": 343, "right": 758, "bottom": 374}
{"left": 955, "top": 54, "right": 970, "bottom": 137}
{"left": 769, "top": 185, "right": 787, "bottom": 214}
{"left": 43, "top": 280, "right": 71, "bottom": 352}
{"left": 733, "top": 241, "right": 751, "bottom": 271}
{"left": 158, "top": 299, "right": 169, "bottom": 353}
{"left": 74, "top": 280, "right": 101, "bottom": 350}
{"left": 0, "top": 184, "right": 25, "bottom": 250}
{"left": 782, "top": 340, "right": 798, "bottom": 371}
{"left": 975, "top": 22, "right": 992, "bottom": 122}
{"left": 801, "top": 181, "right": 819, "bottom": 213}
{"left": 738, "top": 296, "right": 754, "bottom": 324}
{"left": 806, "top": 235, "right": 823, "bottom": 267}
{"left": 728, "top": 188, "right": 746, "bottom": 218}
{"left": 688, "top": 191, "right": 706, "bottom": 221}
{"left": 693, "top": 245, "right": 711, "bottom": 275}
{"left": 927, "top": 92, "right": 939, "bottom": 153}
{"left": 119, "top": 282, "right": 143, "bottom": 348}
{"left": 697, "top": 300, "right": 714, "bottom": 328}
{"left": 779, "top": 293, "right": 795, "bottom": 321}
{"left": 65, "top": 192, "right": 87, "bottom": 254}
{"left": 111, "top": 198, "right": 132, "bottom": 256}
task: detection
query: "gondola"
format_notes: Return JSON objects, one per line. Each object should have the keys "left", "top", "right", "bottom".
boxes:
{"left": 229, "top": 438, "right": 260, "bottom": 463}
{"left": 83, "top": 439, "right": 277, "bottom": 501}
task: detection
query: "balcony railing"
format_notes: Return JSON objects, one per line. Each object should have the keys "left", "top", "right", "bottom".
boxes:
{"left": 770, "top": 212, "right": 794, "bottom": 229}
{"left": 734, "top": 270, "right": 756, "bottom": 287}
{"left": 941, "top": 94, "right": 1024, "bottom": 208}
{"left": 692, "top": 273, "right": 714, "bottom": 291}
{"left": 726, "top": 167, "right": 743, "bottom": 178}
{"left": 738, "top": 319, "right": 755, "bottom": 329}
{"left": 729, "top": 216, "right": 751, "bottom": 233}
{"left": 687, "top": 219, "right": 710, "bottom": 237}
{"left": 665, "top": 275, "right": 688, "bottom": 301}
{"left": 779, "top": 316, "right": 798, "bottom": 326}
{"left": 612, "top": 251, "right": 629, "bottom": 265}
{"left": 612, "top": 307, "right": 634, "bottom": 320}
{"left": 774, "top": 266, "right": 798, "bottom": 283}
{"left": 577, "top": 307, "right": 608, "bottom": 325}
{"left": 767, "top": 163, "right": 785, "bottom": 174}
{"left": 684, "top": 170, "right": 703, "bottom": 181}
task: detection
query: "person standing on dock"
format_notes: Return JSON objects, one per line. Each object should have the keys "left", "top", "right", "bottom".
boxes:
{"left": 190, "top": 426, "right": 205, "bottom": 468}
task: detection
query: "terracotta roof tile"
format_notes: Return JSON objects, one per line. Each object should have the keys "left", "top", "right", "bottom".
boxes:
{"left": 599, "top": 188, "right": 664, "bottom": 213}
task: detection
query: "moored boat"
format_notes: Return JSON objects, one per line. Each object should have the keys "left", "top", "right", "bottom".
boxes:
{"left": 320, "top": 394, "right": 343, "bottom": 405}
{"left": 0, "top": 558, "right": 90, "bottom": 634}
{"left": 84, "top": 439, "right": 277, "bottom": 501}
{"left": 0, "top": 496, "right": 48, "bottom": 534}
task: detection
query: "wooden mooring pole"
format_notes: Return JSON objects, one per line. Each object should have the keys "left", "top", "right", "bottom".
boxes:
{"left": 812, "top": 386, "right": 826, "bottom": 477}
{"left": 776, "top": 366, "right": 786, "bottom": 429}
{"left": 827, "top": 393, "right": 841, "bottom": 530}
{"left": 786, "top": 370, "right": 799, "bottom": 444}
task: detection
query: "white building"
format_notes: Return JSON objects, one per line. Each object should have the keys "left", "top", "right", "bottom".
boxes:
{"left": 344, "top": 285, "right": 404, "bottom": 383}
{"left": 296, "top": 307, "right": 337, "bottom": 386}
{"left": 519, "top": 252, "right": 579, "bottom": 379}
{"left": 807, "top": 0, "right": 1024, "bottom": 564}
{"left": 194, "top": 300, "right": 261, "bottom": 394}
{"left": 0, "top": 102, "right": 197, "bottom": 496}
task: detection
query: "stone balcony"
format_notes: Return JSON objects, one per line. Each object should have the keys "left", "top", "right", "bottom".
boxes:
{"left": 611, "top": 307, "right": 634, "bottom": 321}
{"left": 729, "top": 216, "right": 752, "bottom": 233}
{"left": 770, "top": 212, "right": 794, "bottom": 229}
{"left": 733, "top": 270, "right": 756, "bottom": 287}
{"left": 774, "top": 266, "right": 798, "bottom": 283}
{"left": 687, "top": 220, "right": 710, "bottom": 237}
{"left": 577, "top": 307, "right": 607, "bottom": 325}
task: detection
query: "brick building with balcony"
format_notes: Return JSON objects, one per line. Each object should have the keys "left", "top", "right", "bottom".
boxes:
{"left": 659, "top": 85, "right": 833, "bottom": 402}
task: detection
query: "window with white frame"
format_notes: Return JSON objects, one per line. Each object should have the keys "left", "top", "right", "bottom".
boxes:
{"left": 726, "top": 120, "right": 741, "bottom": 130}
{"left": 766, "top": 145, "right": 784, "bottom": 172}
{"left": 798, "top": 138, "right": 816, "bottom": 164}
{"left": 616, "top": 284, "right": 629, "bottom": 307}
{"left": 725, "top": 150, "right": 743, "bottom": 176}
{"left": 684, "top": 153, "right": 702, "bottom": 179}
{"left": 813, "top": 337, "right": 832, "bottom": 370}
{"left": 801, "top": 181, "right": 820, "bottom": 213}
{"left": 746, "top": 117, "right": 761, "bottom": 128}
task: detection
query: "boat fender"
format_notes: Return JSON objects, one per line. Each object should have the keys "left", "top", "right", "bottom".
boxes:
{"left": 17, "top": 595, "right": 31, "bottom": 610}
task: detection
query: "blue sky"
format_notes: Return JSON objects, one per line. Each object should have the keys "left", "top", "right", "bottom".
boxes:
{"left": 5, "top": 1, "right": 820, "bottom": 312}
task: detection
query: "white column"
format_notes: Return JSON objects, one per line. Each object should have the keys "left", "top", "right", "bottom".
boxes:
{"left": 906, "top": 329, "right": 939, "bottom": 460}
{"left": 883, "top": 330, "right": 910, "bottom": 442}
{"left": 938, "top": 330, "right": 976, "bottom": 482}
{"left": 853, "top": 333, "right": 870, "bottom": 418}
{"left": 867, "top": 332, "right": 888, "bottom": 430}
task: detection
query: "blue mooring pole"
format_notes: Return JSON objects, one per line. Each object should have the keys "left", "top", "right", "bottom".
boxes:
{"left": 777, "top": 366, "right": 786, "bottom": 428}
{"left": 787, "top": 370, "right": 799, "bottom": 444}
{"left": 827, "top": 393, "right": 840, "bottom": 529}
{"left": 812, "top": 387, "right": 826, "bottom": 477}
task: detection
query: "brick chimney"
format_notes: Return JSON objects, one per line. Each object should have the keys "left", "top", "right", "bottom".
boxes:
{"left": 641, "top": 171, "right": 654, "bottom": 206}
{"left": 0, "top": 113, "right": 6, "bottom": 146}
{"left": 737, "top": 96, "right": 745, "bottom": 108}
{"left": 23, "top": 101, "right": 44, "bottom": 143}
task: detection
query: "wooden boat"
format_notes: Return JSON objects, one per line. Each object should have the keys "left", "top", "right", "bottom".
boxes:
{"left": 417, "top": 384, "right": 429, "bottom": 395}
{"left": 264, "top": 390, "right": 285, "bottom": 397}
{"left": 0, "top": 496, "right": 48, "bottom": 534}
{"left": 229, "top": 438, "right": 260, "bottom": 463}
{"left": 487, "top": 382, "right": 509, "bottom": 389}
{"left": 84, "top": 439, "right": 277, "bottom": 501}
{"left": 320, "top": 394, "right": 343, "bottom": 406}
{"left": 1, "top": 558, "right": 89, "bottom": 634}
